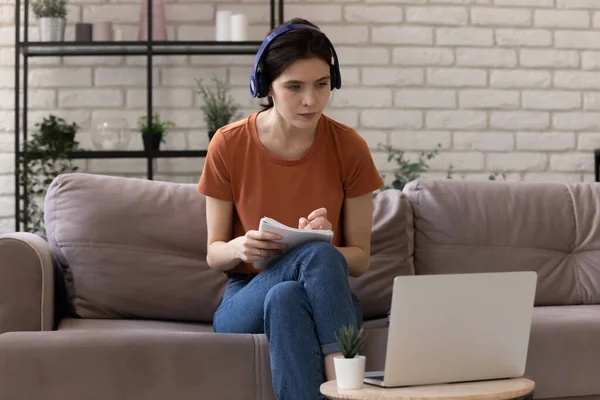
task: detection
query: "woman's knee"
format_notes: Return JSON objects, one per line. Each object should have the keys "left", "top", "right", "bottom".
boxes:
{"left": 264, "top": 281, "right": 310, "bottom": 325}
{"left": 264, "top": 281, "right": 305, "bottom": 310}
{"left": 297, "top": 242, "right": 348, "bottom": 277}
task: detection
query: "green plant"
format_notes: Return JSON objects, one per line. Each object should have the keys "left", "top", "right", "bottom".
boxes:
{"left": 137, "top": 113, "right": 175, "bottom": 142}
{"left": 19, "top": 115, "right": 79, "bottom": 236}
{"left": 196, "top": 77, "right": 242, "bottom": 133}
{"left": 488, "top": 170, "right": 507, "bottom": 181}
{"left": 335, "top": 325, "right": 366, "bottom": 359}
{"left": 379, "top": 144, "right": 506, "bottom": 190}
{"left": 31, "top": 0, "right": 67, "bottom": 19}
{"left": 378, "top": 143, "right": 443, "bottom": 191}
{"left": 446, "top": 162, "right": 507, "bottom": 181}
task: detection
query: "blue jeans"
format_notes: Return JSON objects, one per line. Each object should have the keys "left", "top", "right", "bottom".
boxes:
{"left": 213, "top": 242, "right": 363, "bottom": 400}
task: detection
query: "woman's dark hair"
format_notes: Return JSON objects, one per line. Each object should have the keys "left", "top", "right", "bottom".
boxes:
{"left": 258, "top": 18, "right": 335, "bottom": 109}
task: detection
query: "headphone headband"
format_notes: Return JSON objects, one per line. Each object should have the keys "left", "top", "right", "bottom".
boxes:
{"left": 249, "top": 23, "right": 342, "bottom": 98}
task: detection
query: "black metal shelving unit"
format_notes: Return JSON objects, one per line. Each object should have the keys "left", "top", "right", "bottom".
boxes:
{"left": 15, "top": 0, "right": 285, "bottom": 231}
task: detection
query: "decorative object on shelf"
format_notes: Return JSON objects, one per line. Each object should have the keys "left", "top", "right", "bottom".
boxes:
{"left": 215, "top": 10, "right": 232, "bottom": 41}
{"left": 334, "top": 324, "right": 366, "bottom": 390}
{"left": 93, "top": 21, "right": 113, "bottom": 41}
{"left": 196, "top": 76, "right": 241, "bottom": 141}
{"left": 113, "top": 28, "right": 124, "bottom": 41}
{"left": 138, "top": 113, "right": 175, "bottom": 151}
{"left": 31, "top": 0, "right": 67, "bottom": 42}
{"left": 137, "top": 0, "right": 167, "bottom": 41}
{"left": 92, "top": 118, "right": 131, "bottom": 150}
{"left": 75, "top": 22, "right": 92, "bottom": 42}
{"left": 19, "top": 114, "right": 79, "bottom": 236}
{"left": 231, "top": 13, "right": 248, "bottom": 41}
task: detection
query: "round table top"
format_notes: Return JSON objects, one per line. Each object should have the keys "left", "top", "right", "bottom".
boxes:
{"left": 320, "top": 378, "right": 535, "bottom": 400}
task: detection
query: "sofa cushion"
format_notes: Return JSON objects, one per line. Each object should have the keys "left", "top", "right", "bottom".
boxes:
{"left": 403, "top": 179, "right": 600, "bottom": 306}
{"left": 57, "top": 318, "right": 213, "bottom": 333}
{"left": 350, "top": 189, "right": 415, "bottom": 320}
{"left": 524, "top": 305, "right": 600, "bottom": 399}
{"left": 44, "top": 173, "right": 227, "bottom": 323}
{"left": 0, "top": 329, "right": 276, "bottom": 400}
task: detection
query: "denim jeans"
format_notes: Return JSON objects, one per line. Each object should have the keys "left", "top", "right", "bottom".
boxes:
{"left": 213, "top": 241, "right": 363, "bottom": 400}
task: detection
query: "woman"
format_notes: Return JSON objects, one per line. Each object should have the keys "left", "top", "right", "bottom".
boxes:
{"left": 198, "top": 17, "right": 383, "bottom": 400}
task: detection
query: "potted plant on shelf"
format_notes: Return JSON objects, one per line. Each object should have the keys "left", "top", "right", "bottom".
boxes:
{"left": 334, "top": 324, "right": 367, "bottom": 390}
{"left": 19, "top": 114, "right": 80, "bottom": 236}
{"left": 138, "top": 113, "right": 175, "bottom": 151}
{"left": 196, "top": 76, "right": 241, "bottom": 141}
{"left": 31, "top": 0, "right": 67, "bottom": 42}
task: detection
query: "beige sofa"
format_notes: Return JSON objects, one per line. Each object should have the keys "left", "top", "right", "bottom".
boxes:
{"left": 0, "top": 173, "right": 598, "bottom": 400}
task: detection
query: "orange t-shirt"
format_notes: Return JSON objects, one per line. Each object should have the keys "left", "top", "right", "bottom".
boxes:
{"left": 198, "top": 110, "right": 384, "bottom": 275}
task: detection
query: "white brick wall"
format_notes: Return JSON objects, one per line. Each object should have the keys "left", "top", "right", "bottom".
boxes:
{"left": 1, "top": 0, "right": 600, "bottom": 232}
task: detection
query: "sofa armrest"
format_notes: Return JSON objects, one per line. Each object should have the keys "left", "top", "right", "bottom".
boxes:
{"left": 0, "top": 232, "right": 54, "bottom": 333}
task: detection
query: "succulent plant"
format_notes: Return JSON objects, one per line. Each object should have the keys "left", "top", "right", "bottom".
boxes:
{"left": 31, "top": 0, "right": 67, "bottom": 19}
{"left": 335, "top": 325, "right": 366, "bottom": 359}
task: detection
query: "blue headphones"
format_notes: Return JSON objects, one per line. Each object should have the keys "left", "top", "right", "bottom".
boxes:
{"left": 249, "top": 23, "right": 342, "bottom": 98}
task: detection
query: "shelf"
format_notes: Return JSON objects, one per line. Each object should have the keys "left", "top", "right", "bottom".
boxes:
{"left": 20, "top": 40, "right": 263, "bottom": 57}
{"left": 20, "top": 150, "right": 207, "bottom": 159}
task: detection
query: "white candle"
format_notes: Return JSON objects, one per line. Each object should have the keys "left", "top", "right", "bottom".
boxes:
{"left": 230, "top": 13, "right": 248, "bottom": 41}
{"left": 113, "top": 28, "right": 123, "bottom": 41}
{"left": 93, "top": 22, "right": 113, "bottom": 41}
{"left": 215, "top": 10, "right": 232, "bottom": 41}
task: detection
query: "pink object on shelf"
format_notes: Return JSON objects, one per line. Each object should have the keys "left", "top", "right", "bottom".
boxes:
{"left": 137, "top": 0, "right": 167, "bottom": 41}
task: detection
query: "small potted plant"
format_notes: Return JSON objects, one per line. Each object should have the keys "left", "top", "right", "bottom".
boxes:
{"left": 138, "top": 113, "right": 175, "bottom": 151}
{"left": 196, "top": 76, "right": 241, "bottom": 141}
{"left": 334, "top": 325, "right": 367, "bottom": 390}
{"left": 31, "top": 0, "right": 67, "bottom": 42}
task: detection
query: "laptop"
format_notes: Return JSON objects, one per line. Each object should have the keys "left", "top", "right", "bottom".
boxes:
{"left": 363, "top": 271, "right": 537, "bottom": 388}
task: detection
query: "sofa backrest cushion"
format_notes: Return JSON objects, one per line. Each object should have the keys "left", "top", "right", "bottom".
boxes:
{"left": 45, "top": 173, "right": 226, "bottom": 323}
{"left": 350, "top": 189, "right": 415, "bottom": 320}
{"left": 403, "top": 179, "right": 600, "bottom": 306}
{"left": 44, "top": 173, "right": 415, "bottom": 323}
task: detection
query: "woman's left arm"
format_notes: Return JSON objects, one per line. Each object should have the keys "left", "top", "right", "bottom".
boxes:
{"left": 335, "top": 192, "right": 374, "bottom": 278}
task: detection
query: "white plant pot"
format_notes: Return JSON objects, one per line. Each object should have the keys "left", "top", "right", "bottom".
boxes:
{"left": 334, "top": 355, "right": 366, "bottom": 390}
{"left": 39, "top": 17, "right": 65, "bottom": 42}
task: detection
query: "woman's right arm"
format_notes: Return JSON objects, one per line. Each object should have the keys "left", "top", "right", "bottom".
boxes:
{"left": 205, "top": 196, "right": 241, "bottom": 272}
{"left": 205, "top": 196, "right": 287, "bottom": 272}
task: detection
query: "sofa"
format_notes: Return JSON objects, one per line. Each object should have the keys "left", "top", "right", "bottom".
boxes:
{"left": 0, "top": 172, "right": 598, "bottom": 400}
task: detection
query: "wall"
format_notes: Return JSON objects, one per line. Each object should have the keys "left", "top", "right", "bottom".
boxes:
{"left": 0, "top": 0, "right": 598, "bottom": 233}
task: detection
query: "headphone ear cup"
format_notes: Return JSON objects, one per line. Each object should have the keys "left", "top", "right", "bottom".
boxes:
{"left": 249, "top": 75, "right": 258, "bottom": 98}
{"left": 255, "top": 69, "right": 268, "bottom": 98}
{"left": 330, "top": 65, "right": 341, "bottom": 90}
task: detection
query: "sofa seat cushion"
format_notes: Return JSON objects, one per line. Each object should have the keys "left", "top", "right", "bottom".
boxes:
{"left": 57, "top": 318, "right": 214, "bottom": 333}
{"left": 0, "top": 329, "right": 275, "bottom": 400}
{"left": 526, "top": 305, "right": 600, "bottom": 399}
{"left": 0, "top": 321, "right": 389, "bottom": 400}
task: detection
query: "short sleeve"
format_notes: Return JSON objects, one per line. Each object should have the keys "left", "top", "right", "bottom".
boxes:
{"left": 198, "top": 129, "right": 233, "bottom": 201}
{"left": 343, "top": 132, "right": 384, "bottom": 198}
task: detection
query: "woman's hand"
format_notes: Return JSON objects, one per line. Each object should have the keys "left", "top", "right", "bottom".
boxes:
{"left": 299, "top": 207, "right": 333, "bottom": 231}
{"left": 233, "top": 230, "right": 288, "bottom": 263}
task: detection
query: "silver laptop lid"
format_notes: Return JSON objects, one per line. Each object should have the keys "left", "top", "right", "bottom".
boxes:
{"left": 383, "top": 271, "right": 537, "bottom": 387}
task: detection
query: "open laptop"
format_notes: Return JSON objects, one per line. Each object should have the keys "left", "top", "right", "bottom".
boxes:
{"left": 364, "top": 271, "right": 537, "bottom": 387}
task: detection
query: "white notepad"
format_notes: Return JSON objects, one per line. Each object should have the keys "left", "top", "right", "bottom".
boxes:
{"left": 253, "top": 217, "right": 334, "bottom": 269}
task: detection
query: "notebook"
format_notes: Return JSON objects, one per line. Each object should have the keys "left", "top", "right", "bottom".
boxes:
{"left": 253, "top": 217, "right": 334, "bottom": 269}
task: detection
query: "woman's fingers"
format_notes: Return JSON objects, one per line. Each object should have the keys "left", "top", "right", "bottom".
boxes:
{"left": 305, "top": 216, "right": 332, "bottom": 230}
{"left": 307, "top": 207, "right": 327, "bottom": 221}
{"left": 240, "top": 232, "right": 288, "bottom": 261}
{"left": 299, "top": 217, "right": 309, "bottom": 229}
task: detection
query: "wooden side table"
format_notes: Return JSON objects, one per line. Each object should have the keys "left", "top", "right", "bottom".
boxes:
{"left": 320, "top": 377, "right": 535, "bottom": 400}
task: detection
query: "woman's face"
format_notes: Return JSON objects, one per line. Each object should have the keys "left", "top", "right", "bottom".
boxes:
{"left": 269, "top": 57, "right": 331, "bottom": 130}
